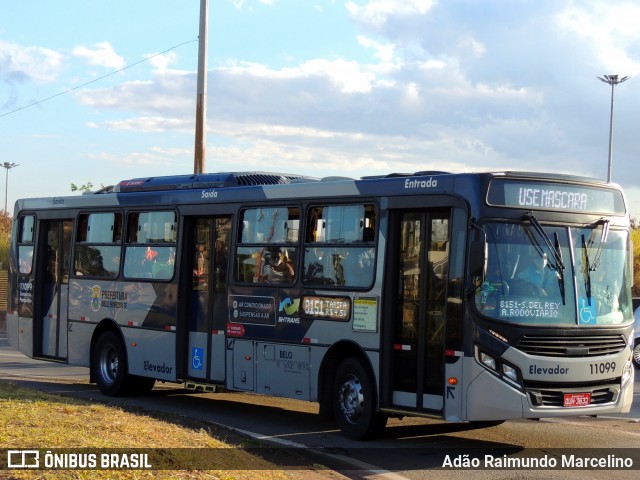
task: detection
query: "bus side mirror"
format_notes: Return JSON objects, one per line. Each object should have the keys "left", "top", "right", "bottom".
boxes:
{"left": 469, "top": 240, "right": 487, "bottom": 278}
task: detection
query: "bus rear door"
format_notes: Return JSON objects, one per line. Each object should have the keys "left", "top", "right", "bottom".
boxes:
{"left": 185, "top": 216, "right": 231, "bottom": 383}
{"left": 35, "top": 220, "right": 73, "bottom": 360}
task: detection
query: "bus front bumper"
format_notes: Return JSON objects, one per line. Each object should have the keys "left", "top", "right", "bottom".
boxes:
{"left": 466, "top": 368, "right": 634, "bottom": 421}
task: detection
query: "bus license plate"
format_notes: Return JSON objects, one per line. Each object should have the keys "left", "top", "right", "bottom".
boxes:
{"left": 563, "top": 393, "right": 591, "bottom": 407}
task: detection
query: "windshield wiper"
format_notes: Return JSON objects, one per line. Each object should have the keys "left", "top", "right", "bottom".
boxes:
{"left": 554, "top": 232, "right": 566, "bottom": 304}
{"left": 582, "top": 234, "right": 592, "bottom": 305}
{"left": 525, "top": 212, "right": 566, "bottom": 272}
{"left": 524, "top": 213, "right": 566, "bottom": 304}
{"left": 588, "top": 219, "right": 610, "bottom": 271}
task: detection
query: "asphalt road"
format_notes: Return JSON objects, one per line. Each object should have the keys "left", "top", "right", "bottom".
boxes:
{"left": 2, "top": 336, "right": 640, "bottom": 480}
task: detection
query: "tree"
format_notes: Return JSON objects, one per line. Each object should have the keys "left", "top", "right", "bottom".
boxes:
{"left": 0, "top": 211, "right": 12, "bottom": 271}
{"left": 71, "top": 182, "right": 94, "bottom": 193}
{"left": 0, "top": 211, "right": 11, "bottom": 236}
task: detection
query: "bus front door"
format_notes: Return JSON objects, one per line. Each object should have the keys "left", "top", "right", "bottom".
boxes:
{"left": 35, "top": 220, "right": 72, "bottom": 360}
{"left": 186, "top": 216, "right": 231, "bottom": 383}
{"left": 387, "top": 210, "right": 450, "bottom": 413}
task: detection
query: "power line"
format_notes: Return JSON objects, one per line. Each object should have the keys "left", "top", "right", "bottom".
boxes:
{"left": 0, "top": 38, "right": 198, "bottom": 119}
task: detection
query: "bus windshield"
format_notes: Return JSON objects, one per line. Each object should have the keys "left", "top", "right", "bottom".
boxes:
{"left": 476, "top": 221, "right": 632, "bottom": 326}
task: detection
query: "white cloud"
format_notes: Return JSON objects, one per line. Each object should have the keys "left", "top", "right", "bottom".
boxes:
{"left": 219, "top": 58, "right": 380, "bottom": 94}
{"left": 72, "top": 41, "right": 126, "bottom": 70}
{"left": 58, "top": 1, "right": 640, "bottom": 196}
{"left": 231, "top": 0, "right": 276, "bottom": 10}
{"left": 87, "top": 116, "right": 191, "bottom": 133}
{"left": 357, "top": 36, "right": 395, "bottom": 62}
{"left": 346, "top": 0, "right": 435, "bottom": 27}
{"left": 301, "top": 58, "right": 377, "bottom": 93}
{"left": 146, "top": 51, "right": 178, "bottom": 71}
{"left": 458, "top": 36, "right": 486, "bottom": 57}
{"left": 556, "top": 2, "right": 640, "bottom": 75}
{"left": 88, "top": 147, "right": 191, "bottom": 168}
{"left": 0, "top": 40, "right": 63, "bottom": 83}
{"left": 75, "top": 72, "right": 194, "bottom": 114}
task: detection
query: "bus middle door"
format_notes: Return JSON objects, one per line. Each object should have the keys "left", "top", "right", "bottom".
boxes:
{"left": 186, "top": 216, "right": 231, "bottom": 383}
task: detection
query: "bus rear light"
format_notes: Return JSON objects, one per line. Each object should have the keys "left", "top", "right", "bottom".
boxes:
{"left": 448, "top": 377, "right": 458, "bottom": 385}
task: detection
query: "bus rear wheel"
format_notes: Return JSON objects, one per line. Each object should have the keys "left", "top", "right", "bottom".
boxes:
{"left": 333, "top": 357, "right": 387, "bottom": 440}
{"left": 93, "top": 331, "right": 129, "bottom": 396}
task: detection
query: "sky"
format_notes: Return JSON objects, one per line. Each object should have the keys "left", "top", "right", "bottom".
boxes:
{"left": 1, "top": 0, "right": 639, "bottom": 217}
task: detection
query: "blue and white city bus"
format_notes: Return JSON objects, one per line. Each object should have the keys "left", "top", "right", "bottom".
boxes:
{"left": 7, "top": 170, "right": 635, "bottom": 439}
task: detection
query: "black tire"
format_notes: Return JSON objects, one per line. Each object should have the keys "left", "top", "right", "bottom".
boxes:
{"left": 93, "top": 331, "right": 130, "bottom": 396}
{"left": 127, "top": 375, "right": 156, "bottom": 395}
{"left": 333, "top": 357, "right": 387, "bottom": 440}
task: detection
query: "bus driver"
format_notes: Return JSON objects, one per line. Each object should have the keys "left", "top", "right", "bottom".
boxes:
{"left": 517, "top": 252, "right": 548, "bottom": 290}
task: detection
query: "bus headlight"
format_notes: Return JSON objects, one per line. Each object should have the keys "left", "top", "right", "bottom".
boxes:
{"left": 475, "top": 346, "right": 523, "bottom": 390}
{"left": 479, "top": 351, "right": 496, "bottom": 370}
{"left": 502, "top": 363, "right": 518, "bottom": 384}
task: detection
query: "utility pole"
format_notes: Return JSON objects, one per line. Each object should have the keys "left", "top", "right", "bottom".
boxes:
{"left": 597, "top": 74, "right": 629, "bottom": 183}
{"left": 194, "top": 0, "right": 209, "bottom": 174}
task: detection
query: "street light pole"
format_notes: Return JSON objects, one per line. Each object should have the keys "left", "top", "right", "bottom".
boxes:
{"left": 597, "top": 74, "right": 629, "bottom": 183}
{"left": 2, "top": 162, "right": 18, "bottom": 213}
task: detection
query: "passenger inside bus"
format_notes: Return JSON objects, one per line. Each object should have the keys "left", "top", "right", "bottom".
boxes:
{"left": 152, "top": 248, "right": 175, "bottom": 280}
{"left": 193, "top": 242, "right": 208, "bottom": 287}
{"left": 262, "top": 247, "right": 295, "bottom": 283}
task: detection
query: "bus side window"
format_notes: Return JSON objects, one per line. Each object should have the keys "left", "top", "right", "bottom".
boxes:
{"left": 303, "top": 204, "right": 376, "bottom": 289}
{"left": 74, "top": 212, "right": 122, "bottom": 278}
{"left": 234, "top": 207, "right": 299, "bottom": 285}
{"left": 18, "top": 215, "right": 35, "bottom": 274}
{"left": 123, "top": 211, "right": 177, "bottom": 280}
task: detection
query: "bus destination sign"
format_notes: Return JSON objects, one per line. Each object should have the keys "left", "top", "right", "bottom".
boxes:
{"left": 487, "top": 179, "right": 626, "bottom": 214}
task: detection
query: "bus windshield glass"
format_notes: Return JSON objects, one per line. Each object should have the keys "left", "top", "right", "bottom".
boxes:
{"left": 476, "top": 222, "right": 632, "bottom": 326}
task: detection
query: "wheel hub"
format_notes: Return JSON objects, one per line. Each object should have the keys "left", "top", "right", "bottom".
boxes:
{"left": 338, "top": 374, "right": 364, "bottom": 424}
{"left": 100, "top": 347, "right": 119, "bottom": 384}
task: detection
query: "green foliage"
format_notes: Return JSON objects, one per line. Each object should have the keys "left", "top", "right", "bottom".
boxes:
{"left": 71, "top": 182, "right": 94, "bottom": 192}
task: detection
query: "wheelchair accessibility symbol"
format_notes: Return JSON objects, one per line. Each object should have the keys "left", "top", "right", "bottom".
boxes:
{"left": 192, "top": 347, "right": 204, "bottom": 370}
{"left": 579, "top": 298, "right": 597, "bottom": 325}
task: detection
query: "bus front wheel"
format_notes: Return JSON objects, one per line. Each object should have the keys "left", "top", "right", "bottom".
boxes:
{"left": 93, "top": 331, "right": 129, "bottom": 396}
{"left": 333, "top": 357, "right": 387, "bottom": 440}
